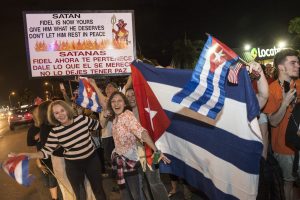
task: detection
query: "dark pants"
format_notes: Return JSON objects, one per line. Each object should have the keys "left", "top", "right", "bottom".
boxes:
{"left": 95, "top": 147, "right": 106, "bottom": 173}
{"left": 102, "top": 136, "right": 115, "bottom": 165}
{"left": 143, "top": 166, "right": 169, "bottom": 200}
{"left": 120, "top": 173, "right": 143, "bottom": 200}
{"left": 65, "top": 152, "right": 107, "bottom": 200}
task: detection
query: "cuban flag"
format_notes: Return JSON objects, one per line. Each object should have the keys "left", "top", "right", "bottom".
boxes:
{"left": 172, "top": 35, "right": 239, "bottom": 119}
{"left": 75, "top": 77, "right": 102, "bottom": 113}
{"left": 130, "top": 60, "right": 262, "bottom": 200}
{"left": 2, "top": 155, "right": 33, "bottom": 187}
{"left": 131, "top": 62, "right": 171, "bottom": 166}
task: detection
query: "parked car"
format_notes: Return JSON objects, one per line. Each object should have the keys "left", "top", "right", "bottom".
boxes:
{"left": 8, "top": 106, "right": 34, "bottom": 130}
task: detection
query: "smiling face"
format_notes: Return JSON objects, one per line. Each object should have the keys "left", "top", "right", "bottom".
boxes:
{"left": 111, "top": 94, "right": 125, "bottom": 116}
{"left": 52, "top": 104, "right": 72, "bottom": 126}
{"left": 105, "top": 83, "right": 118, "bottom": 97}
{"left": 125, "top": 89, "right": 136, "bottom": 108}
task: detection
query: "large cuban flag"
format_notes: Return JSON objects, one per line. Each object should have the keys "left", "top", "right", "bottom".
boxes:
{"left": 2, "top": 155, "right": 33, "bottom": 187}
{"left": 172, "top": 35, "right": 239, "bottom": 119}
{"left": 76, "top": 77, "right": 102, "bottom": 113}
{"left": 130, "top": 60, "right": 262, "bottom": 200}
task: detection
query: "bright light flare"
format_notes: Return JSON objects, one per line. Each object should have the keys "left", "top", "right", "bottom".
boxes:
{"left": 244, "top": 44, "right": 251, "bottom": 51}
{"left": 278, "top": 41, "right": 286, "bottom": 48}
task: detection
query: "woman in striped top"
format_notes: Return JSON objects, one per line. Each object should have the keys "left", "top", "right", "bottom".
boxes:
{"left": 16, "top": 100, "right": 106, "bottom": 200}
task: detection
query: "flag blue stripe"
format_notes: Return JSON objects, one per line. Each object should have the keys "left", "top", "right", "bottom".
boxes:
{"left": 76, "top": 81, "right": 85, "bottom": 105}
{"left": 165, "top": 110, "right": 262, "bottom": 174}
{"left": 159, "top": 155, "right": 238, "bottom": 200}
{"left": 132, "top": 60, "right": 259, "bottom": 122}
{"left": 172, "top": 36, "right": 212, "bottom": 104}
{"left": 87, "top": 98, "right": 94, "bottom": 110}
{"left": 189, "top": 71, "right": 214, "bottom": 111}
{"left": 206, "top": 62, "right": 231, "bottom": 118}
{"left": 21, "top": 158, "right": 30, "bottom": 186}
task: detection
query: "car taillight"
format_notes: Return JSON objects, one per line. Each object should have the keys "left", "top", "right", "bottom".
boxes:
{"left": 24, "top": 113, "right": 32, "bottom": 119}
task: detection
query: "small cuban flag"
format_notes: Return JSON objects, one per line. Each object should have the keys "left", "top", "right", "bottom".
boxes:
{"left": 75, "top": 77, "right": 102, "bottom": 113}
{"left": 172, "top": 34, "right": 239, "bottom": 119}
{"left": 2, "top": 155, "right": 34, "bottom": 187}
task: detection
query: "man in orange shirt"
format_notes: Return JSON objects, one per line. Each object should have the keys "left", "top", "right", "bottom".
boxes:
{"left": 264, "top": 48, "right": 300, "bottom": 200}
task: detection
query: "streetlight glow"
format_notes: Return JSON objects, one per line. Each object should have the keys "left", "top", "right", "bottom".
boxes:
{"left": 244, "top": 44, "right": 251, "bottom": 51}
{"left": 278, "top": 41, "right": 286, "bottom": 48}
{"left": 8, "top": 91, "right": 15, "bottom": 108}
{"left": 44, "top": 81, "right": 54, "bottom": 98}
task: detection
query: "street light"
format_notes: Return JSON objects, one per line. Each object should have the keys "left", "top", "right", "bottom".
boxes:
{"left": 44, "top": 82, "right": 54, "bottom": 97}
{"left": 278, "top": 41, "right": 287, "bottom": 48}
{"left": 244, "top": 44, "right": 251, "bottom": 51}
{"left": 8, "top": 91, "right": 15, "bottom": 108}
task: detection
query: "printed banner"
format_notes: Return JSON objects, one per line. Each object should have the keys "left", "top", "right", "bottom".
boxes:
{"left": 23, "top": 11, "right": 135, "bottom": 78}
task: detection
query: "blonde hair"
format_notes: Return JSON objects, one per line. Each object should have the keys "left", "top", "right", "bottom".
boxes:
{"left": 47, "top": 100, "right": 76, "bottom": 126}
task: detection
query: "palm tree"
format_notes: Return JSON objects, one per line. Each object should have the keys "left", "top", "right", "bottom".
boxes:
{"left": 171, "top": 35, "right": 204, "bottom": 69}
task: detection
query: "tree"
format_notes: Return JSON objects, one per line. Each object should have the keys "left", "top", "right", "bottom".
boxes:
{"left": 288, "top": 17, "right": 300, "bottom": 49}
{"left": 289, "top": 17, "right": 300, "bottom": 35}
{"left": 171, "top": 36, "right": 204, "bottom": 69}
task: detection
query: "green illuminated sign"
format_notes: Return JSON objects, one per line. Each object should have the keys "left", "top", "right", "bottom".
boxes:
{"left": 250, "top": 46, "right": 282, "bottom": 59}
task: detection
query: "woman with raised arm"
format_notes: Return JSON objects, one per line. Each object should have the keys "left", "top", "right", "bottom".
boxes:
{"left": 107, "top": 91, "right": 171, "bottom": 200}
{"left": 12, "top": 100, "right": 106, "bottom": 200}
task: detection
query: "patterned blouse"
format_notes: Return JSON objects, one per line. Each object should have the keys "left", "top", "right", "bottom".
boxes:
{"left": 112, "top": 110, "right": 145, "bottom": 156}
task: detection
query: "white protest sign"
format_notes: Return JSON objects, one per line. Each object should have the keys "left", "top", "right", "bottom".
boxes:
{"left": 23, "top": 11, "right": 135, "bottom": 78}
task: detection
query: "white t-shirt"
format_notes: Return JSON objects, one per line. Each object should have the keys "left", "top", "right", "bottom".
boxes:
{"left": 101, "top": 120, "right": 112, "bottom": 138}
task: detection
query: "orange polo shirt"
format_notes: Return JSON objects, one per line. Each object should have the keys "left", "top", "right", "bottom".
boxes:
{"left": 263, "top": 79, "right": 300, "bottom": 155}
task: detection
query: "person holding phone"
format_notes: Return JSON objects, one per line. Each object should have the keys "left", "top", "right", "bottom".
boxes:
{"left": 263, "top": 48, "right": 300, "bottom": 200}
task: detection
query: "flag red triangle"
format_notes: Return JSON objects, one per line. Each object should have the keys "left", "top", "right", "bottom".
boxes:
{"left": 131, "top": 63, "right": 171, "bottom": 165}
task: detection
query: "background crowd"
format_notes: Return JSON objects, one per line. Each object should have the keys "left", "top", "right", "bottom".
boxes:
{"left": 8, "top": 48, "right": 300, "bottom": 200}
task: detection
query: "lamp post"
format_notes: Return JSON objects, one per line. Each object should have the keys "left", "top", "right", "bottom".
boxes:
{"left": 44, "top": 82, "right": 54, "bottom": 98}
{"left": 8, "top": 91, "right": 15, "bottom": 109}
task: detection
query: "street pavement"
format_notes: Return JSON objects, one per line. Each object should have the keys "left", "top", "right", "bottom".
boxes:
{"left": 0, "top": 120, "right": 206, "bottom": 200}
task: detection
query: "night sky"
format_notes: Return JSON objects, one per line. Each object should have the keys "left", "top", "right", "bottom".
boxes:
{"left": 0, "top": 0, "right": 299, "bottom": 104}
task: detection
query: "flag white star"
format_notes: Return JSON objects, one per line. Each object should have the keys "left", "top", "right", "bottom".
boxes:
{"left": 214, "top": 49, "right": 225, "bottom": 62}
{"left": 144, "top": 98, "right": 157, "bottom": 130}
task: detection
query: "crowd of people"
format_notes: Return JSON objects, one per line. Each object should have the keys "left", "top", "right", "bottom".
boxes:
{"left": 9, "top": 48, "right": 300, "bottom": 200}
